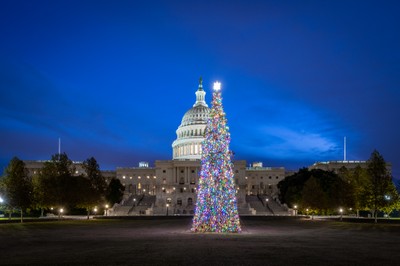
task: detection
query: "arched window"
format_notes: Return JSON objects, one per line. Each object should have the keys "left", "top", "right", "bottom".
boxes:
{"left": 188, "top": 198, "right": 193, "bottom": 205}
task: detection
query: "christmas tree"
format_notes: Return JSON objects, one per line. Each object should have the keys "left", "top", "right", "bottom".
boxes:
{"left": 191, "top": 81, "right": 241, "bottom": 233}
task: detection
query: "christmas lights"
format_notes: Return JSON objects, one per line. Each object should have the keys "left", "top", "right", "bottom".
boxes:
{"left": 191, "top": 82, "right": 241, "bottom": 233}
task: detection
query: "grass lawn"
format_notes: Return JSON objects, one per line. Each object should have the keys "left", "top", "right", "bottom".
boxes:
{"left": 0, "top": 216, "right": 399, "bottom": 265}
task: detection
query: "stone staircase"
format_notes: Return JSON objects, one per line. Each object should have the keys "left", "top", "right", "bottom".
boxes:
{"left": 246, "top": 195, "right": 272, "bottom": 215}
{"left": 110, "top": 194, "right": 156, "bottom": 216}
{"left": 258, "top": 195, "right": 289, "bottom": 215}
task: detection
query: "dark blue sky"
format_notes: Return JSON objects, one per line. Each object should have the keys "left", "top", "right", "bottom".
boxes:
{"left": 1, "top": 0, "right": 399, "bottom": 178}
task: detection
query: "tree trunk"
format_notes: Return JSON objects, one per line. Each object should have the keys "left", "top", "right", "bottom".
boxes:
{"left": 87, "top": 209, "right": 90, "bottom": 220}
{"left": 374, "top": 211, "right": 378, "bottom": 223}
{"left": 20, "top": 209, "right": 23, "bottom": 223}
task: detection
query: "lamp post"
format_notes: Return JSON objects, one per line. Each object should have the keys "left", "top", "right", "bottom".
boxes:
{"left": 294, "top": 205, "right": 298, "bottom": 216}
{"left": 166, "top": 203, "right": 169, "bottom": 216}
{"left": 93, "top": 207, "right": 98, "bottom": 218}
{"left": 133, "top": 198, "right": 136, "bottom": 206}
{"left": 105, "top": 204, "right": 109, "bottom": 216}
{"left": 339, "top": 208, "right": 343, "bottom": 221}
{"left": 59, "top": 208, "right": 64, "bottom": 219}
{"left": 265, "top": 198, "right": 269, "bottom": 212}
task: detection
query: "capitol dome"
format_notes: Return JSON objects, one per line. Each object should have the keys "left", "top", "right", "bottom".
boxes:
{"left": 172, "top": 78, "right": 210, "bottom": 160}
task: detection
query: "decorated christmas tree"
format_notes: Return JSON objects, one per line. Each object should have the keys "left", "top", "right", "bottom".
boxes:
{"left": 191, "top": 81, "right": 241, "bottom": 233}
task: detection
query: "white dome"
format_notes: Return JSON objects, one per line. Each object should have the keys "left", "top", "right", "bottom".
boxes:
{"left": 180, "top": 105, "right": 210, "bottom": 127}
{"left": 172, "top": 78, "right": 210, "bottom": 160}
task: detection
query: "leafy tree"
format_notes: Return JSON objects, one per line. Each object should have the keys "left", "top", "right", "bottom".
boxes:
{"left": 279, "top": 168, "right": 353, "bottom": 215}
{"left": 83, "top": 157, "right": 106, "bottom": 195}
{"left": 106, "top": 178, "right": 125, "bottom": 205}
{"left": 338, "top": 166, "right": 369, "bottom": 217}
{"left": 278, "top": 167, "right": 310, "bottom": 206}
{"left": 33, "top": 153, "right": 75, "bottom": 212}
{"left": 366, "top": 150, "right": 396, "bottom": 222}
{"left": 3, "top": 157, "right": 33, "bottom": 222}
{"left": 74, "top": 176, "right": 102, "bottom": 219}
{"left": 301, "top": 176, "right": 327, "bottom": 218}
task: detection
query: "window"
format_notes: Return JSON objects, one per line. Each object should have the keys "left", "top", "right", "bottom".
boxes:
{"left": 191, "top": 170, "right": 195, "bottom": 173}
{"left": 177, "top": 198, "right": 182, "bottom": 206}
{"left": 179, "top": 177, "right": 185, "bottom": 184}
{"left": 269, "top": 176, "right": 272, "bottom": 179}
{"left": 167, "top": 198, "right": 172, "bottom": 204}
{"left": 163, "top": 170, "right": 166, "bottom": 173}
{"left": 276, "top": 176, "right": 279, "bottom": 179}
{"left": 181, "top": 170, "right": 184, "bottom": 173}
{"left": 235, "top": 170, "right": 239, "bottom": 173}
{"left": 188, "top": 198, "right": 193, "bottom": 205}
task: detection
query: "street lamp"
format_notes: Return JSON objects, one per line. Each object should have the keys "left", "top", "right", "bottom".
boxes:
{"left": 166, "top": 203, "right": 169, "bottom": 216}
{"left": 59, "top": 208, "right": 64, "bottom": 219}
{"left": 294, "top": 205, "right": 298, "bottom": 216}
{"left": 93, "top": 207, "right": 98, "bottom": 217}
{"left": 339, "top": 208, "right": 343, "bottom": 221}
{"left": 133, "top": 198, "right": 136, "bottom": 206}
{"left": 0, "top": 196, "right": 3, "bottom": 203}
{"left": 105, "top": 204, "right": 109, "bottom": 216}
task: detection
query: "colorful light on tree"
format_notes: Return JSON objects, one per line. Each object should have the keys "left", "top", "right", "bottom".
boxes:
{"left": 191, "top": 81, "right": 241, "bottom": 233}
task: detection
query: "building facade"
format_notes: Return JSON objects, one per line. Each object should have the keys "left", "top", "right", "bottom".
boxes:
{"left": 112, "top": 79, "right": 288, "bottom": 215}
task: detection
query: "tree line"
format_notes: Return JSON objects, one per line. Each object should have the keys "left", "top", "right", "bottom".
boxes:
{"left": 278, "top": 150, "right": 399, "bottom": 222}
{"left": 0, "top": 153, "right": 125, "bottom": 222}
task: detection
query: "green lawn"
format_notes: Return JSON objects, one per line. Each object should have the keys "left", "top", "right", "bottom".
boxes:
{"left": 0, "top": 216, "right": 399, "bottom": 265}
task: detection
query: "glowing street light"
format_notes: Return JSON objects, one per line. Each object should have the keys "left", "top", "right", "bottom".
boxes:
{"left": 105, "top": 204, "right": 109, "bottom": 216}
{"left": 339, "top": 208, "right": 343, "bottom": 221}
{"left": 0, "top": 196, "right": 3, "bottom": 203}
{"left": 294, "top": 205, "right": 298, "bottom": 216}
{"left": 59, "top": 208, "right": 64, "bottom": 219}
{"left": 213, "top": 81, "right": 221, "bottom": 91}
{"left": 166, "top": 203, "right": 169, "bottom": 216}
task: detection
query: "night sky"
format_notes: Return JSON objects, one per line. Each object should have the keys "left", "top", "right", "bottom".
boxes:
{"left": 1, "top": 1, "right": 399, "bottom": 179}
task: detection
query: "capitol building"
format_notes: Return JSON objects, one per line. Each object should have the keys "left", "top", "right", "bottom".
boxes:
{"left": 110, "top": 78, "right": 289, "bottom": 216}
{"left": 23, "top": 78, "right": 375, "bottom": 216}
